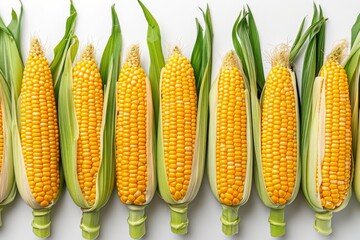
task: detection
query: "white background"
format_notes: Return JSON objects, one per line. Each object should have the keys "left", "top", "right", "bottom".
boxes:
{"left": 0, "top": 0, "right": 360, "bottom": 239}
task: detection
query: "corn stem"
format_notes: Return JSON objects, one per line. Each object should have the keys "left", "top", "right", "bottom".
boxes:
{"left": 81, "top": 210, "right": 100, "bottom": 240}
{"left": 169, "top": 203, "right": 189, "bottom": 234}
{"left": 269, "top": 208, "right": 285, "bottom": 237}
{"left": 32, "top": 208, "right": 51, "bottom": 238}
{"left": 314, "top": 212, "right": 332, "bottom": 235}
{"left": 221, "top": 205, "right": 240, "bottom": 236}
{"left": 128, "top": 205, "right": 147, "bottom": 239}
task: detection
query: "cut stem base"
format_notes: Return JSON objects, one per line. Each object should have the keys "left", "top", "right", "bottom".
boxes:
{"left": 81, "top": 210, "right": 100, "bottom": 240}
{"left": 32, "top": 208, "right": 51, "bottom": 238}
{"left": 269, "top": 208, "right": 286, "bottom": 237}
{"left": 169, "top": 203, "right": 189, "bottom": 235}
{"left": 128, "top": 205, "right": 147, "bottom": 239}
{"left": 314, "top": 211, "right": 332, "bottom": 235}
{"left": 220, "top": 205, "right": 240, "bottom": 236}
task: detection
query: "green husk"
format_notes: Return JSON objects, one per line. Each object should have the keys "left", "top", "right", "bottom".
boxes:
{"left": 246, "top": 6, "right": 265, "bottom": 96}
{"left": 58, "top": 5, "right": 121, "bottom": 240}
{"left": 0, "top": 2, "right": 23, "bottom": 98}
{"left": 138, "top": 0, "right": 165, "bottom": 128}
{"left": 139, "top": 1, "right": 212, "bottom": 234}
{"left": 0, "top": 2, "right": 22, "bottom": 226}
{"left": 50, "top": 0, "right": 77, "bottom": 100}
{"left": 0, "top": 72, "right": 16, "bottom": 226}
{"left": 345, "top": 15, "right": 360, "bottom": 202}
{"left": 232, "top": 9, "right": 262, "bottom": 164}
{"left": 301, "top": 4, "right": 327, "bottom": 212}
{"left": 191, "top": 19, "right": 204, "bottom": 95}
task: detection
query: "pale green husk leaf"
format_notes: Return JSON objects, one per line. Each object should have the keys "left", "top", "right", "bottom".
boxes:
{"left": 0, "top": 2, "right": 23, "bottom": 211}
{"left": 145, "top": 76, "right": 157, "bottom": 203}
{"left": 344, "top": 15, "right": 360, "bottom": 201}
{"left": 301, "top": 5, "right": 326, "bottom": 210}
{"left": 0, "top": 72, "right": 15, "bottom": 205}
{"left": 207, "top": 75, "right": 219, "bottom": 202}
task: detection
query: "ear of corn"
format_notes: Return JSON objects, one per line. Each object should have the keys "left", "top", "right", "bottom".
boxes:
{"left": 0, "top": 4, "right": 23, "bottom": 226}
{"left": 233, "top": 7, "right": 325, "bottom": 237}
{"left": 255, "top": 45, "right": 301, "bottom": 237}
{"left": 116, "top": 45, "right": 156, "bottom": 239}
{"left": 207, "top": 51, "right": 252, "bottom": 236}
{"left": 12, "top": 4, "right": 76, "bottom": 238}
{"left": 303, "top": 41, "right": 354, "bottom": 235}
{"left": 12, "top": 38, "right": 61, "bottom": 239}
{"left": 257, "top": 19, "right": 326, "bottom": 238}
{"left": 302, "top": 7, "right": 359, "bottom": 236}
{"left": 58, "top": 6, "right": 121, "bottom": 240}
{"left": 230, "top": 8, "right": 264, "bottom": 236}
{"left": 139, "top": 1, "right": 212, "bottom": 234}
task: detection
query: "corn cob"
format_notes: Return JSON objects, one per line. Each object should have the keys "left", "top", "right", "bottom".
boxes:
{"left": 116, "top": 45, "right": 156, "bottom": 239}
{"left": 73, "top": 45, "right": 103, "bottom": 203}
{"left": 22, "top": 39, "right": 60, "bottom": 207}
{"left": 73, "top": 45, "right": 103, "bottom": 206}
{"left": 261, "top": 47, "right": 298, "bottom": 205}
{"left": 160, "top": 47, "right": 197, "bottom": 201}
{"left": 139, "top": 1, "right": 212, "bottom": 234}
{"left": 13, "top": 39, "right": 60, "bottom": 238}
{"left": 0, "top": 5, "right": 22, "bottom": 226}
{"left": 58, "top": 6, "right": 121, "bottom": 240}
{"left": 303, "top": 41, "right": 353, "bottom": 235}
{"left": 208, "top": 51, "right": 252, "bottom": 236}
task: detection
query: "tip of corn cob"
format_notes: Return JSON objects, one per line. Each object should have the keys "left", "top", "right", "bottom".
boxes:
{"left": 270, "top": 44, "right": 290, "bottom": 68}
{"left": 327, "top": 40, "right": 348, "bottom": 63}
{"left": 171, "top": 46, "right": 182, "bottom": 56}
{"left": 80, "top": 44, "right": 95, "bottom": 61}
{"left": 125, "top": 45, "right": 140, "bottom": 67}
{"left": 29, "top": 38, "right": 45, "bottom": 57}
{"left": 222, "top": 51, "right": 237, "bottom": 69}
